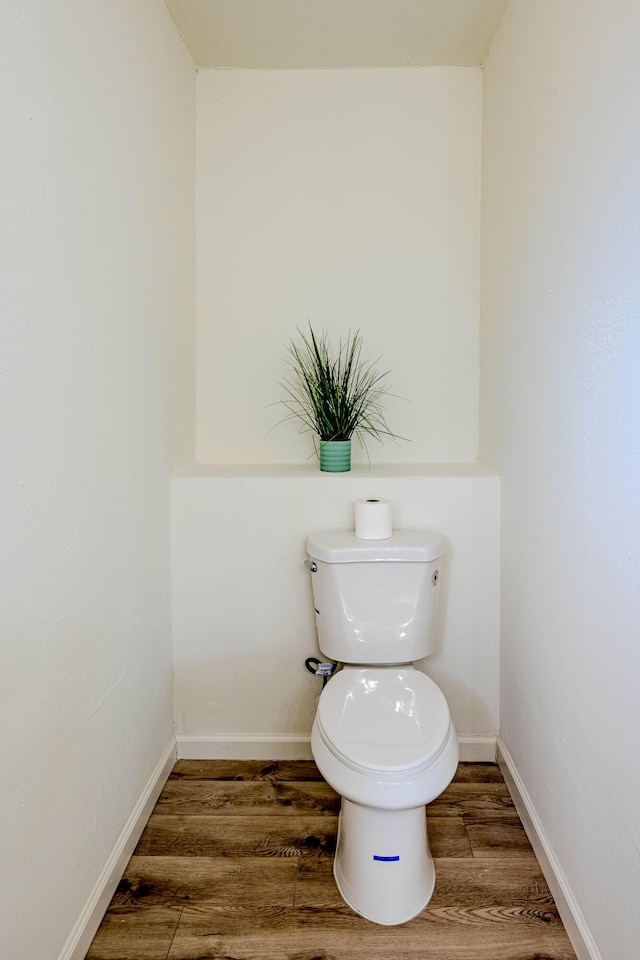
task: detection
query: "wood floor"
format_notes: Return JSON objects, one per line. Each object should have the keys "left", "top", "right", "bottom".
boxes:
{"left": 85, "top": 760, "right": 577, "bottom": 960}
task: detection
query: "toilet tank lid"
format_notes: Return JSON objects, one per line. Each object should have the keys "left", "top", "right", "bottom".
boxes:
{"left": 307, "top": 530, "right": 445, "bottom": 563}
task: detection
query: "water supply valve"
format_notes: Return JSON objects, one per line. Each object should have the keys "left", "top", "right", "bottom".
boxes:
{"left": 304, "top": 657, "right": 338, "bottom": 684}
{"left": 316, "top": 661, "right": 334, "bottom": 677}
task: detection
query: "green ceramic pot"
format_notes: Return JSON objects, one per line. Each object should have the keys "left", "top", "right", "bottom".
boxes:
{"left": 319, "top": 439, "right": 352, "bottom": 473}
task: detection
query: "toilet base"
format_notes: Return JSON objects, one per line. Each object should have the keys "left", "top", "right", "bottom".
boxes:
{"left": 333, "top": 799, "right": 435, "bottom": 926}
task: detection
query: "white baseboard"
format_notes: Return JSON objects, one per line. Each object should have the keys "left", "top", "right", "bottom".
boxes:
{"left": 176, "top": 735, "right": 314, "bottom": 760}
{"left": 176, "top": 734, "right": 497, "bottom": 763}
{"left": 457, "top": 735, "right": 497, "bottom": 762}
{"left": 57, "top": 738, "right": 176, "bottom": 960}
{"left": 497, "top": 737, "right": 602, "bottom": 960}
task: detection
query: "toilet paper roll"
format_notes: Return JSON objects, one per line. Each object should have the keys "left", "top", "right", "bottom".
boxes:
{"left": 354, "top": 498, "right": 393, "bottom": 540}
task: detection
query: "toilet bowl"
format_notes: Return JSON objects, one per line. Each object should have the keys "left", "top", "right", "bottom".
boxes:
{"left": 311, "top": 665, "right": 458, "bottom": 925}
{"left": 312, "top": 666, "right": 458, "bottom": 810}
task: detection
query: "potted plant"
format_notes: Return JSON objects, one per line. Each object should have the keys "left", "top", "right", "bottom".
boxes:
{"left": 276, "top": 324, "right": 403, "bottom": 472}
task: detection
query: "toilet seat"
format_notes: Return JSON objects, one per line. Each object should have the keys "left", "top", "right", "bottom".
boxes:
{"left": 315, "top": 667, "right": 451, "bottom": 779}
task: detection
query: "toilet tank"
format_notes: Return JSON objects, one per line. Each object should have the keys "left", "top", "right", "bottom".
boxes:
{"left": 306, "top": 530, "right": 445, "bottom": 664}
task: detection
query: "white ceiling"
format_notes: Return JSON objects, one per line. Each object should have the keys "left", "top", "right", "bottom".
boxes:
{"left": 165, "top": 0, "right": 509, "bottom": 69}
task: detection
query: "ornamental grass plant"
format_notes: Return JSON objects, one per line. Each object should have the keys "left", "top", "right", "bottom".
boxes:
{"left": 277, "top": 324, "right": 404, "bottom": 452}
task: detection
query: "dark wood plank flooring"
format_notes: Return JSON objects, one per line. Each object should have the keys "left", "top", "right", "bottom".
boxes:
{"left": 85, "top": 760, "right": 577, "bottom": 960}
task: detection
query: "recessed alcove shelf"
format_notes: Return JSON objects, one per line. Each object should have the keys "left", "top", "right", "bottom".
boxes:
{"left": 174, "top": 462, "right": 498, "bottom": 479}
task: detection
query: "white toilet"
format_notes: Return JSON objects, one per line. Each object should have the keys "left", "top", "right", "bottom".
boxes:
{"left": 306, "top": 529, "right": 458, "bottom": 926}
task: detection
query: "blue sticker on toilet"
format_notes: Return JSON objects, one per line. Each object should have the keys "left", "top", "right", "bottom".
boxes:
{"left": 373, "top": 855, "right": 400, "bottom": 862}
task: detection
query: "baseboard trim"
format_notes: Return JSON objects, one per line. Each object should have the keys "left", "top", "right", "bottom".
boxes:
{"left": 176, "top": 735, "right": 314, "bottom": 760}
{"left": 175, "top": 734, "right": 497, "bottom": 763}
{"left": 496, "top": 737, "right": 602, "bottom": 960}
{"left": 457, "top": 735, "right": 497, "bottom": 762}
{"left": 57, "top": 737, "right": 176, "bottom": 960}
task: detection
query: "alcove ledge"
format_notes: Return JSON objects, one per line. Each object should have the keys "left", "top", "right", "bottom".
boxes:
{"left": 173, "top": 462, "right": 499, "bottom": 480}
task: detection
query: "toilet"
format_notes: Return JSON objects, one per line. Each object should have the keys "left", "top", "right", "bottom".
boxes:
{"left": 306, "top": 529, "right": 458, "bottom": 926}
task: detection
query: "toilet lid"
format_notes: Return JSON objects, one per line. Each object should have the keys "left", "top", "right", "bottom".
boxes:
{"left": 316, "top": 668, "right": 451, "bottom": 774}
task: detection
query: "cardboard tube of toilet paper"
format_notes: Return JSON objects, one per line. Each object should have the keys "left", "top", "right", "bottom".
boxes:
{"left": 354, "top": 498, "right": 393, "bottom": 539}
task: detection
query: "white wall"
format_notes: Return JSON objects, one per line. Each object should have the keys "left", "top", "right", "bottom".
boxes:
{"left": 196, "top": 67, "right": 481, "bottom": 465}
{"left": 0, "top": 2, "right": 195, "bottom": 957}
{"left": 172, "top": 469, "right": 500, "bottom": 756}
{"left": 482, "top": 3, "right": 640, "bottom": 958}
